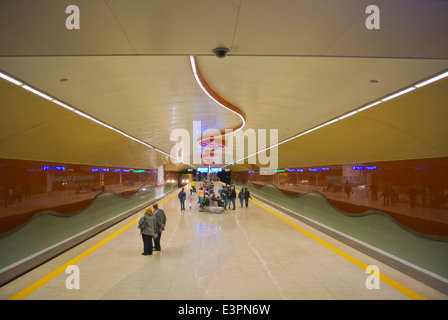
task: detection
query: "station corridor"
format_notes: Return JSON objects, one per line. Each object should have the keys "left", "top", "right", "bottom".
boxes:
{"left": 1, "top": 185, "right": 446, "bottom": 301}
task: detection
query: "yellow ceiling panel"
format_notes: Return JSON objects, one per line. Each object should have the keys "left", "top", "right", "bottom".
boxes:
{"left": 0, "top": 79, "right": 167, "bottom": 169}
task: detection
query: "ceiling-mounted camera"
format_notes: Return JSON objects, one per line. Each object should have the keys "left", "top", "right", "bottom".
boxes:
{"left": 212, "top": 47, "right": 230, "bottom": 58}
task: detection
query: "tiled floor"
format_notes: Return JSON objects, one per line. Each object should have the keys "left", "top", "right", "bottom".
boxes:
{"left": 1, "top": 187, "right": 447, "bottom": 300}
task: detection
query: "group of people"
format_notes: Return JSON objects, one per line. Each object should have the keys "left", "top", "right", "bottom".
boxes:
{"left": 138, "top": 183, "right": 253, "bottom": 255}
{"left": 138, "top": 203, "right": 167, "bottom": 256}
{"left": 177, "top": 182, "right": 252, "bottom": 211}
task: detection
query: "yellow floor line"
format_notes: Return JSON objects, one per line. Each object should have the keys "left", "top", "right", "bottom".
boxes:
{"left": 9, "top": 192, "right": 178, "bottom": 300}
{"left": 250, "top": 198, "right": 426, "bottom": 300}
{"left": 9, "top": 187, "right": 426, "bottom": 300}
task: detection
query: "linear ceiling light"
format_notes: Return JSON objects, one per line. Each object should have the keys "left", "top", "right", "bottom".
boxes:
{"left": 73, "top": 109, "right": 92, "bottom": 120}
{"left": 189, "top": 56, "right": 246, "bottom": 136}
{"left": 0, "top": 71, "right": 22, "bottom": 86}
{"left": 224, "top": 68, "right": 448, "bottom": 167}
{"left": 22, "top": 85, "right": 54, "bottom": 101}
{"left": 415, "top": 71, "right": 448, "bottom": 88}
{"left": 356, "top": 101, "right": 382, "bottom": 112}
{"left": 0, "top": 70, "right": 192, "bottom": 167}
{"left": 53, "top": 99, "right": 75, "bottom": 111}
{"left": 381, "top": 87, "right": 416, "bottom": 102}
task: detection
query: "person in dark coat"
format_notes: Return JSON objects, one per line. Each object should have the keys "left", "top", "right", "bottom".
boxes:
{"left": 244, "top": 188, "right": 252, "bottom": 207}
{"left": 229, "top": 186, "right": 236, "bottom": 210}
{"left": 153, "top": 203, "right": 167, "bottom": 251}
{"left": 238, "top": 189, "right": 245, "bottom": 207}
{"left": 178, "top": 188, "right": 186, "bottom": 210}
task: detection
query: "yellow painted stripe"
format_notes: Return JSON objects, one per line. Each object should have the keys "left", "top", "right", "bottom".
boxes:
{"left": 250, "top": 198, "right": 427, "bottom": 300}
{"left": 9, "top": 192, "right": 178, "bottom": 300}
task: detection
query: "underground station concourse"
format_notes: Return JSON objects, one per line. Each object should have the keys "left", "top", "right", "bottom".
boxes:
{"left": 0, "top": 1, "right": 447, "bottom": 305}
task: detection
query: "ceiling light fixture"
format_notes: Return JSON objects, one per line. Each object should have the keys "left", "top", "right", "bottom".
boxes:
{"left": 338, "top": 110, "right": 358, "bottom": 120}
{"left": 22, "top": 85, "right": 54, "bottom": 101}
{"left": 224, "top": 68, "right": 448, "bottom": 168}
{"left": 381, "top": 87, "right": 416, "bottom": 102}
{"left": 415, "top": 71, "right": 448, "bottom": 88}
{"left": 189, "top": 56, "right": 246, "bottom": 136}
{"left": 53, "top": 99, "right": 75, "bottom": 111}
{"left": 73, "top": 109, "right": 92, "bottom": 120}
{"left": 356, "top": 101, "right": 382, "bottom": 112}
{"left": 0, "top": 69, "right": 194, "bottom": 168}
{"left": 0, "top": 71, "right": 22, "bottom": 86}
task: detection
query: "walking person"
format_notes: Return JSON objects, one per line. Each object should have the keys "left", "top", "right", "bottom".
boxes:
{"left": 138, "top": 207, "right": 156, "bottom": 255}
{"left": 238, "top": 188, "right": 245, "bottom": 207}
{"left": 153, "top": 203, "right": 166, "bottom": 251}
{"left": 178, "top": 188, "right": 186, "bottom": 210}
{"left": 188, "top": 189, "right": 194, "bottom": 210}
{"left": 229, "top": 186, "right": 236, "bottom": 210}
{"left": 219, "top": 186, "right": 229, "bottom": 210}
{"left": 244, "top": 188, "right": 252, "bottom": 207}
{"left": 198, "top": 188, "right": 204, "bottom": 205}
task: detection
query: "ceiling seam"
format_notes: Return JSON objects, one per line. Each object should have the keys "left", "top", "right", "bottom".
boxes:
{"left": 356, "top": 114, "right": 446, "bottom": 158}
{"left": 104, "top": 0, "right": 137, "bottom": 54}
{"left": 230, "top": 0, "right": 243, "bottom": 50}
{"left": 323, "top": 0, "right": 380, "bottom": 56}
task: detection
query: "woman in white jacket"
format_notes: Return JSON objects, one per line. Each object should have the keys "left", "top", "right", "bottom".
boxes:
{"left": 138, "top": 207, "right": 156, "bottom": 255}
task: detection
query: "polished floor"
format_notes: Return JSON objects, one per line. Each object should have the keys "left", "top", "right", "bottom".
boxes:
{"left": 1, "top": 186, "right": 447, "bottom": 300}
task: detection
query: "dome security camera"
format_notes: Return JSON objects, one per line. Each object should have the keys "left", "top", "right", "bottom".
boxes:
{"left": 212, "top": 47, "right": 230, "bottom": 58}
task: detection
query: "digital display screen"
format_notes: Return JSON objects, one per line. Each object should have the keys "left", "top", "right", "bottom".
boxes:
{"left": 197, "top": 167, "right": 222, "bottom": 173}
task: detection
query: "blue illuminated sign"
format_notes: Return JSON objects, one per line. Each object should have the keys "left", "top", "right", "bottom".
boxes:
{"left": 309, "top": 167, "right": 329, "bottom": 172}
{"left": 366, "top": 166, "right": 377, "bottom": 171}
{"left": 415, "top": 166, "right": 430, "bottom": 170}
{"left": 197, "top": 167, "right": 209, "bottom": 173}
{"left": 210, "top": 168, "right": 222, "bottom": 173}
{"left": 353, "top": 166, "right": 364, "bottom": 170}
{"left": 43, "top": 166, "right": 65, "bottom": 171}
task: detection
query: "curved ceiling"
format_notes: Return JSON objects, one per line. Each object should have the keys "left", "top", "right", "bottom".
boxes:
{"left": 0, "top": 0, "right": 447, "bottom": 172}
